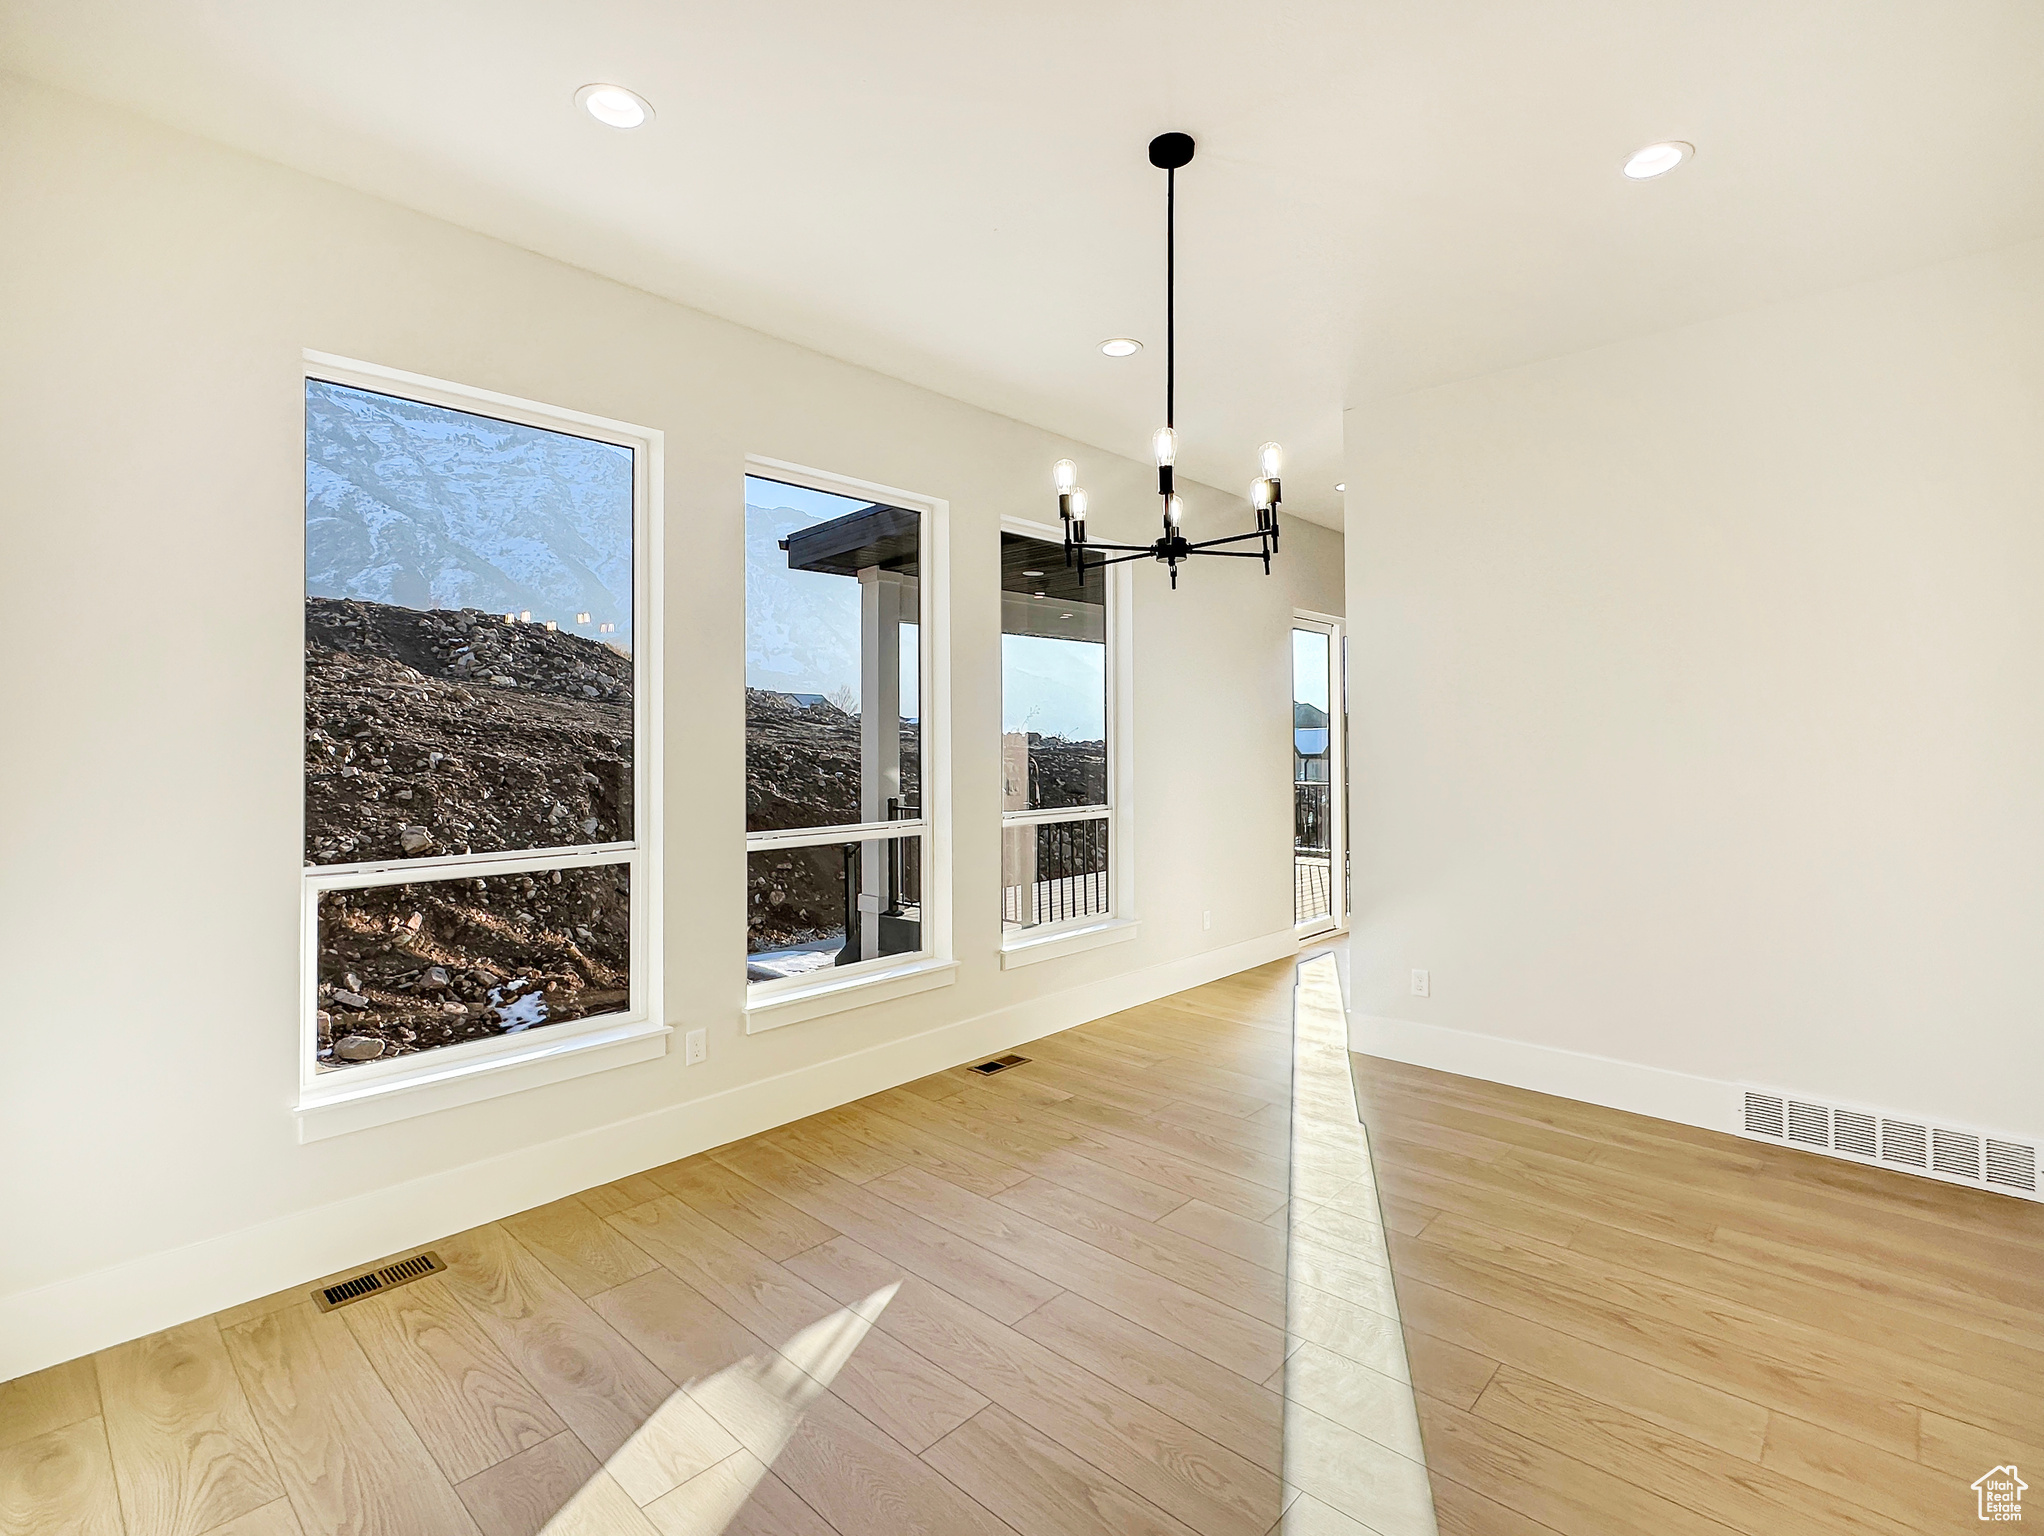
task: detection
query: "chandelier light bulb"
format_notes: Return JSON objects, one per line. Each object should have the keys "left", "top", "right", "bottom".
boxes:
{"left": 1258, "top": 441, "right": 1284, "bottom": 479}
{"left": 1152, "top": 427, "right": 1178, "bottom": 468}
{"left": 1251, "top": 478, "right": 1273, "bottom": 510}
{"left": 1053, "top": 458, "right": 1078, "bottom": 493}
{"left": 1069, "top": 488, "right": 1087, "bottom": 519}
{"left": 1165, "top": 494, "right": 1183, "bottom": 525}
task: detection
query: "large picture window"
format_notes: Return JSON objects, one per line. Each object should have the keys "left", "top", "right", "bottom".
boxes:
{"left": 745, "top": 471, "right": 930, "bottom": 989}
{"left": 1001, "top": 531, "right": 1113, "bottom": 934}
{"left": 300, "top": 362, "right": 656, "bottom": 1100}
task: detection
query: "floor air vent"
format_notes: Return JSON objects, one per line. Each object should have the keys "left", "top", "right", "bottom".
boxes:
{"left": 969, "top": 1054, "right": 1031, "bottom": 1076}
{"left": 1737, "top": 1086, "right": 2039, "bottom": 1203}
{"left": 312, "top": 1251, "right": 447, "bottom": 1312}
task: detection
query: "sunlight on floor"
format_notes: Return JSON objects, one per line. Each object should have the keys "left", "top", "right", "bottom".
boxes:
{"left": 1282, "top": 953, "right": 1439, "bottom": 1535}
{"left": 541, "top": 1284, "right": 899, "bottom": 1534}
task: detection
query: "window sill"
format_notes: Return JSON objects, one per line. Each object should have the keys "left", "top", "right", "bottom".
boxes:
{"left": 1000, "top": 917, "right": 1141, "bottom": 969}
{"left": 294, "top": 1017, "right": 672, "bottom": 1142}
{"left": 745, "top": 957, "right": 959, "bottom": 1033}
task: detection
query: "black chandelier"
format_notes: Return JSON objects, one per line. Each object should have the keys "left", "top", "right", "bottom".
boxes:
{"left": 1052, "top": 131, "right": 1284, "bottom": 590}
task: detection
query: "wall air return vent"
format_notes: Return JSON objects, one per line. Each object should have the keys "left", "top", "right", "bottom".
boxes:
{"left": 1986, "top": 1139, "right": 2039, "bottom": 1194}
{"left": 1832, "top": 1109, "right": 1878, "bottom": 1160}
{"left": 1785, "top": 1101, "right": 1830, "bottom": 1148}
{"left": 1743, "top": 1092, "right": 1785, "bottom": 1139}
{"left": 1735, "top": 1085, "right": 2039, "bottom": 1204}
{"left": 1930, "top": 1129, "right": 1983, "bottom": 1182}
{"left": 1880, "top": 1118, "right": 1929, "bottom": 1169}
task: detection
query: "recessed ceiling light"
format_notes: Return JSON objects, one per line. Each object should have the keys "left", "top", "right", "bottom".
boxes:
{"left": 1622, "top": 141, "right": 1691, "bottom": 179}
{"left": 1335, "top": 483, "right": 1346, "bottom": 492}
{"left": 1021, "top": 569, "right": 1044, "bottom": 577}
{"left": 1099, "top": 338, "right": 1143, "bottom": 357}
{"left": 576, "top": 83, "right": 654, "bottom": 130}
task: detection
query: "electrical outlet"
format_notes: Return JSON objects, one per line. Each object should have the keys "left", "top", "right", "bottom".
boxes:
{"left": 1203, "top": 910, "right": 1213, "bottom": 931}
{"left": 1411, "top": 969, "right": 1429, "bottom": 997}
{"left": 684, "top": 1028, "right": 706, "bottom": 1065}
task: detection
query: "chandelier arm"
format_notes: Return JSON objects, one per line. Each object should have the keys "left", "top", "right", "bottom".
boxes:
{"left": 1182, "top": 548, "right": 1273, "bottom": 560}
{"left": 1074, "top": 539, "right": 1157, "bottom": 555}
{"left": 1183, "top": 529, "right": 1278, "bottom": 551}
{"left": 1080, "top": 548, "right": 1166, "bottom": 570}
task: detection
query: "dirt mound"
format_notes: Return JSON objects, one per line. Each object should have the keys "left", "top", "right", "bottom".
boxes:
{"left": 746, "top": 688, "right": 863, "bottom": 834}
{"left": 1021, "top": 734, "right": 1108, "bottom": 810}
{"left": 305, "top": 597, "right": 633, "bottom": 865}
{"left": 316, "top": 864, "right": 630, "bottom": 1066}
{"left": 743, "top": 689, "right": 923, "bottom": 953}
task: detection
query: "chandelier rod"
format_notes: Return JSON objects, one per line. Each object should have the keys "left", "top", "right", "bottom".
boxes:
{"left": 1165, "top": 162, "right": 1176, "bottom": 433}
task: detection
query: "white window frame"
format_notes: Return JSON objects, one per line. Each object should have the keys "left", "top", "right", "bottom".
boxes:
{"left": 997, "top": 514, "right": 1139, "bottom": 968}
{"left": 742, "top": 456, "right": 954, "bottom": 1031}
{"left": 295, "top": 352, "right": 666, "bottom": 1140}
{"left": 1292, "top": 609, "right": 1346, "bottom": 940}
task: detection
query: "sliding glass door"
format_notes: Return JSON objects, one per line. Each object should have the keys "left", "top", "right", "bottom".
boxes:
{"left": 1292, "top": 616, "right": 1344, "bottom": 935}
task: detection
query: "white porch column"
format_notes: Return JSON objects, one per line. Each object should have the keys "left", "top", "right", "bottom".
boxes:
{"left": 857, "top": 568, "right": 910, "bottom": 958}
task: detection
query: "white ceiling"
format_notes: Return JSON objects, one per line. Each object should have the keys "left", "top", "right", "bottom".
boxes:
{"left": 8, "top": 1, "right": 2044, "bottom": 530}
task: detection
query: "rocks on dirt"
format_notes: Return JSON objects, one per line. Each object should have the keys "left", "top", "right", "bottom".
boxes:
{"left": 305, "top": 597, "right": 633, "bottom": 867}
{"left": 315, "top": 867, "right": 630, "bottom": 1072}
{"left": 334, "top": 1036, "right": 385, "bottom": 1061}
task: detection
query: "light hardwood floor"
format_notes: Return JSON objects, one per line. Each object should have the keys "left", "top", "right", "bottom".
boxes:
{"left": 1351, "top": 1051, "right": 2044, "bottom": 1536}
{"left": 0, "top": 963, "right": 1300, "bottom": 1536}
{"left": 11, "top": 955, "right": 2040, "bottom": 1536}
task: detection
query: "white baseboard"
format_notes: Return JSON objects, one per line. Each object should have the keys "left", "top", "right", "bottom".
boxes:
{"left": 1347, "top": 1012, "right": 1734, "bottom": 1131}
{"left": 0, "top": 928, "right": 1295, "bottom": 1382}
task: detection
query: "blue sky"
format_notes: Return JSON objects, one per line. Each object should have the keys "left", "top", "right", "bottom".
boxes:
{"left": 1004, "top": 633, "right": 1105, "bottom": 742}
{"left": 1293, "top": 626, "right": 1331, "bottom": 712}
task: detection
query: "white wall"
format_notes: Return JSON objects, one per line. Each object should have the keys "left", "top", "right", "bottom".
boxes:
{"left": 1345, "top": 237, "right": 2044, "bottom": 1143}
{"left": 0, "top": 75, "right": 1340, "bottom": 1377}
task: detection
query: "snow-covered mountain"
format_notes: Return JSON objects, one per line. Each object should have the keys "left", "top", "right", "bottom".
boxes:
{"left": 306, "top": 381, "right": 635, "bottom": 651}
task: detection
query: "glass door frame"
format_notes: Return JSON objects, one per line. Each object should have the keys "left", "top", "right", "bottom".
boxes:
{"left": 1292, "top": 610, "right": 1347, "bottom": 939}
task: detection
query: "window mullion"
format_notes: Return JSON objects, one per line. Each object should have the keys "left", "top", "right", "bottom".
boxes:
{"left": 744, "top": 819, "right": 928, "bottom": 853}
